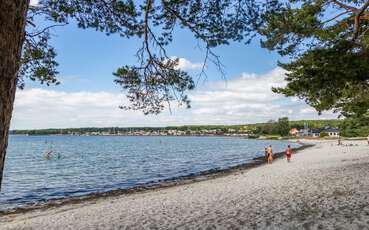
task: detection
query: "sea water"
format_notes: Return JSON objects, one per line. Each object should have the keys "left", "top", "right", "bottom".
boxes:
{"left": 0, "top": 135, "right": 300, "bottom": 210}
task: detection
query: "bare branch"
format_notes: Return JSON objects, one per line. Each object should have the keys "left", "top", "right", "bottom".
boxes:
{"left": 143, "top": 0, "right": 153, "bottom": 61}
{"left": 26, "top": 23, "right": 68, "bottom": 38}
{"left": 331, "top": 0, "right": 358, "bottom": 12}
{"left": 321, "top": 10, "right": 350, "bottom": 25}
{"left": 160, "top": 0, "right": 226, "bottom": 81}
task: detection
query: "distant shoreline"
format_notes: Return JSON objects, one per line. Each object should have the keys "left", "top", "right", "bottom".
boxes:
{"left": 0, "top": 140, "right": 312, "bottom": 216}
{"left": 10, "top": 134, "right": 249, "bottom": 137}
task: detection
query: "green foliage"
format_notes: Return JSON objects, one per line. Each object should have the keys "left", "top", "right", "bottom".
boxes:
{"left": 113, "top": 60, "right": 195, "bottom": 115}
{"left": 258, "top": 1, "right": 369, "bottom": 117}
{"left": 19, "top": 29, "right": 59, "bottom": 88}
{"left": 273, "top": 41, "right": 369, "bottom": 117}
{"left": 277, "top": 117, "right": 289, "bottom": 136}
{"left": 251, "top": 117, "right": 289, "bottom": 136}
{"left": 319, "top": 132, "right": 329, "bottom": 138}
{"left": 340, "top": 113, "right": 369, "bottom": 137}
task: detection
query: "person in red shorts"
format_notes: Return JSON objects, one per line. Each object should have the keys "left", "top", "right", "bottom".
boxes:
{"left": 267, "top": 145, "right": 273, "bottom": 164}
{"left": 286, "top": 145, "right": 292, "bottom": 163}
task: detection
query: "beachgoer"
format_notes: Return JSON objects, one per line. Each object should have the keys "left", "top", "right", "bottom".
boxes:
{"left": 45, "top": 150, "right": 53, "bottom": 160}
{"left": 338, "top": 136, "right": 341, "bottom": 146}
{"left": 367, "top": 135, "right": 369, "bottom": 146}
{"left": 286, "top": 145, "right": 292, "bottom": 163}
{"left": 264, "top": 147, "right": 268, "bottom": 162}
{"left": 267, "top": 145, "right": 273, "bottom": 164}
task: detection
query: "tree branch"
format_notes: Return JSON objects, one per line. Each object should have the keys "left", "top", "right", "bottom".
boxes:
{"left": 160, "top": 0, "right": 226, "bottom": 80}
{"left": 26, "top": 23, "right": 68, "bottom": 38}
{"left": 331, "top": 0, "right": 357, "bottom": 12}
{"left": 321, "top": 10, "right": 350, "bottom": 25}
{"left": 353, "top": 0, "right": 369, "bottom": 41}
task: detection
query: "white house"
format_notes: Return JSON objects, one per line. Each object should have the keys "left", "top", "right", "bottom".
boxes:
{"left": 310, "top": 127, "right": 339, "bottom": 138}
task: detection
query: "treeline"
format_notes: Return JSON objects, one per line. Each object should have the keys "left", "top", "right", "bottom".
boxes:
{"left": 249, "top": 118, "right": 343, "bottom": 136}
{"left": 10, "top": 118, "right": 355, "bottom": 136}
{"left": 10, "top": 125, "right": 251, "bottom": 135}
{"left": 251, "top": 117, "right": 290, "bottom": 136}
{"left": 10, "top": 127, "right": 163, "bottom": 135}
{"left": 339, "top": 114, "right": 369, "bottom": 137}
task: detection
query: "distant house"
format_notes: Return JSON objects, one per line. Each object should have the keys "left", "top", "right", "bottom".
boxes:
{"left": 311, "top": 129, "right": 321, "bottom": 138}
{"left": 323, "top": 127, "right": 340, "bottom": 137}
{"left": 310, "top": 126, "right": 339, "bottom": 138}
{"left": 289, "top": 128, "right": 299, "bottom": 136}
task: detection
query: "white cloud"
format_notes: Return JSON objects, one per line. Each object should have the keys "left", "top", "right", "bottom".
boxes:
{"left": 30, "top": 0, "right": 39, "bottom": 6}
{"left": 11, "top": 68, "right": 337, "bottom": 129}
{"left": 187, "top": 67, "right": 336, "bottom": 123}
{"left": 171, "top": 57, "right": 203, "bottom": 70}
{"left": 12, "top": 89, "right": 139, "bottom": 129}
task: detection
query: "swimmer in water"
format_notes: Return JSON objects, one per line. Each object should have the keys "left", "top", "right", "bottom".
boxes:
{"left": 45, "top": 150, "right": 53, "bottom": 160}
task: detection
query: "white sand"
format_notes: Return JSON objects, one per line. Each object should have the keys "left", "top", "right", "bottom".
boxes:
{"left": 1, "top": 140, "right": 369, "bottom": 229}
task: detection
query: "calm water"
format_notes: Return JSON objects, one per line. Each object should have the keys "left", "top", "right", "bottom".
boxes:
{"left": 0, "top": 135, "right": 299, "bottom": 210}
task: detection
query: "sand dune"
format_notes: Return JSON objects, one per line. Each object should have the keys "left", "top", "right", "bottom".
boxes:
{"left": 1, "top": 140, "right": 369, "bottom": 229}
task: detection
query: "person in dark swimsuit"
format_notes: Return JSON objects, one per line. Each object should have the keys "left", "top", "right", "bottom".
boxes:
{"left": 264, "top": 147, "right": 268, "bottom": 162}
{"left": 286, "top": 145, "right": 292, "bottom": 163}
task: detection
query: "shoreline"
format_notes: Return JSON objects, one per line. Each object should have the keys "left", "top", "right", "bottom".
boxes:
{"left": 0, "top": 141, "right": 312, "bottom": 216}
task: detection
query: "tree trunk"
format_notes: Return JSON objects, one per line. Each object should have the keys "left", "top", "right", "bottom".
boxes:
{"left": 0, "top": 0, "right": 29, "bottom": 190}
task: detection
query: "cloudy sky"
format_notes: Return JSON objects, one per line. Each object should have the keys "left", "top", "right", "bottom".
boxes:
{"left": 12, "top": 3, "right": 337, "bottom": 129}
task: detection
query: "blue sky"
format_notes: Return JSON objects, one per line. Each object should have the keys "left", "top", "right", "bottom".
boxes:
{"left": 27, "top": 21, "right": 282, "bottom": 92}
{"left": 12, "top": 3, "right": 337, "bottom": 129}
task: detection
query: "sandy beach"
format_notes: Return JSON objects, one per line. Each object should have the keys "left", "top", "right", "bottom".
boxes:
{"left": 1, "top": 140, "right": 369, "bottom": 229}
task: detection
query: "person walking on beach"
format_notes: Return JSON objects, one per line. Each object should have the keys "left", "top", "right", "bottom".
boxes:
{"left": 367, "top": 135, "right": 369, "bottom": 146}
{"left": 267, "top": 145, "right": 273, "bottom": 164}
{"left": 286, "top": 145, "right": 292, "bottom": 163}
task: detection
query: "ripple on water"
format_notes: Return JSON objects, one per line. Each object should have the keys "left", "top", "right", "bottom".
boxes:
{"left": 0, "top": 136, "right": 299, "bottom": 210}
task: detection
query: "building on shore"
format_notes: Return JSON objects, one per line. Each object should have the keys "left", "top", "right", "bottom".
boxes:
{"left": 289, "top": 128, "right": 299, "bottom": 136}
{"left": 309, "top": 126, "right": 340, "bottom": 138}
{"left": 290, "top": 125, "right": 340, "bottom": 138}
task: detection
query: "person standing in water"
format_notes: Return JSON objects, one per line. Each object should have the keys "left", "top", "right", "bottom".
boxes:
{"left": 267, "top": 145, "right": 273, "bottom": 164}
{"left": 286, "top": 145, "right": 292, "bottom": 163}
{"left": 264, "top": 147, "right": 268, "bottom": 162}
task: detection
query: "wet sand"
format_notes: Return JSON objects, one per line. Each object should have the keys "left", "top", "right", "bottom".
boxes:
{"left": 1, "top": 140, "right": 369, "bottom": 229}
